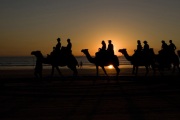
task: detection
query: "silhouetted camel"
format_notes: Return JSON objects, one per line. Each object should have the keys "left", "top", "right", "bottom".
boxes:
{"left": 81, "top": 49, "right": 120, "bottom": 77}
{"left": 31, "top": 50, "right": 78, "bottom": 77}
{"left": 31, "top": 51, "right": 43, "bottom": 79}
{"left": 156, "top": 50, "right": 180, "bottom": 73}
{"left": 118, "top": 48, "right": 156, "bottom": 76}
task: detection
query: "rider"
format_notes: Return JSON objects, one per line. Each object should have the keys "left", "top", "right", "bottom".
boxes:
{"left": 168, "top": 40, "right": 176, "bottom": 54}
{"left": 48, "top": 38, "right": 61, "bottom": 58}
{"left": 143, "top": 40, "right": 149, "bottom": 53}
{"left": 142, "top": 40, "right": 150, "bottom": 59}
{"left": 134, "top": 40, "right": 142, "bottom": 57}
{"left": 160, "top": 40, "right": 168, "bottom": 54}
{"left": 136, "top": 40, "right": 143, "bottom": 52}
{"left": 66, "top": 38, "right": 72, "bottom": 54}
{"left": 97, "top": 40, "right": 107, "bottom": 58}
{"left": 55, "top": 37, "right": 61, "bottom": 54}
{"left": 101, "top": 40, "right": 106, "bottom": 51}
{"left": 107, "top": 40, "right": 114, "bottom": 55}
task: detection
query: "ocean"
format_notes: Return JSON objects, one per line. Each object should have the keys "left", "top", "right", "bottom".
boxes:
{"left": 0, "top": 56, "right": 131, "bottom": 70}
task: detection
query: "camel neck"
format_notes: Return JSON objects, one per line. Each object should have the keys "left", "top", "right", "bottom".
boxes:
{"left": 84, "top": 52, "right": 95, "bottom": 63}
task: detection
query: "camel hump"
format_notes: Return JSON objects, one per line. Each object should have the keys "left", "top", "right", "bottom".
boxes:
{"left": 95, "top": 51, "right": 119, "bottom": 66}
{"left": 96, "top": 50, "right": 115, "bottom": 57}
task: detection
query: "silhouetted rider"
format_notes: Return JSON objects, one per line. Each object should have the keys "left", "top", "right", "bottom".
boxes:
{"left": 107, "top": 40, "right": 114, "bottom": 55}
{"left": 134, "top": 40, "right": 142, "bottom": 57}
{"left": 99, "top": 40, "right": 106, "bottom": 52}
{"left": 48, "top": 38, "right": 61, "bottom": 58}
{"left": 101, "top": 40, "right": 106, "bottom": 51}
{"left": 66, "top": 38, "right": 72, "bottom": 54}
{"left": 55, "top": 38, "right": 61, "bottom": 53}
{"left": 136, "top": 40, "right": 142, "bottom": 52}
{"left": 143, "top": 40, "right": 149, "bottom": 53}
{"left": 161, "top": 40, "right": 168, "bottom": 53}
{"left": 169, "top": 40, "right": 176, "bottom": 54}
{"left": 142, "top": 40, "right": 150, "bottom": 59}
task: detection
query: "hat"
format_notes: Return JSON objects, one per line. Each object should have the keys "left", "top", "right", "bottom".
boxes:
{"left": 143, "top": 40, "right": 147, "bottom": 43}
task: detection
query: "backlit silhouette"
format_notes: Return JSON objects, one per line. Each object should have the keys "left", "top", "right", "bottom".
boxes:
{"left": 31, "top": 51, "right": 43, "bottom": 79}
{"left": 81, "top": 40, "right": 120, "bottom": 77}
{"left": 119, "top": 40, "right": 180, "bottom": 75}
{"left": 118, "top": 48, "right": 155, "bottom": 76}
{"left": 31, "top": 38, "right": 78, "bottom": 77}
{"left": 156, "top": 40, "right": 179, "bottom": 72}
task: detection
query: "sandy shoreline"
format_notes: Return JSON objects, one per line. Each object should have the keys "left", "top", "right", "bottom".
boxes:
{"left": 0, "top": 68, "right": 180, "bottom": 120}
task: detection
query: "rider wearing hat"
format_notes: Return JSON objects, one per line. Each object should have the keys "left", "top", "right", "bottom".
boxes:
{"left": 143, "top": 40, "right": 149, "bottom": 52}
{"left": 107, "top": 40, "right": 114, "bottom": 55}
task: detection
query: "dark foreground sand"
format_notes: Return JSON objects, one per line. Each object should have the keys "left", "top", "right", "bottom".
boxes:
{"left": 0, "top": 68, "right": 180, "bottom": 120}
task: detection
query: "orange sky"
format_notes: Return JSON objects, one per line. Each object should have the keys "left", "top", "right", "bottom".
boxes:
{"left": 0, "top": 0, "right": 180, "bottom": 56}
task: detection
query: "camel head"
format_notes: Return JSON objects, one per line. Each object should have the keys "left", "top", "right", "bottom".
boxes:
{"left": 81, "top": 49, "right": 89, "bottom": 54}
{"left": 81, "top": 49, "right": 95, "bottom": 63}
{"left": 31, "top": 51, "right": 43, "bottom": 58}
{"left": 118, "top": 49, "right": 127, "bottom": 54}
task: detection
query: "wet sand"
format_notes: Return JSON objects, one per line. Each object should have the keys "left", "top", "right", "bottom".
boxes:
{"left": 0, "top": 68, "right": 180, "bottom": 120}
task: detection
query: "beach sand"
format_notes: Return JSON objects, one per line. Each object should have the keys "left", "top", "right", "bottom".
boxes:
{"left": 0, "top": 67, "right": 180, "bottom": 120}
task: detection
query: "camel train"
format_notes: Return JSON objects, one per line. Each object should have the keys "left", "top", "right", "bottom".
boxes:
{"left": 119, "top": 48, "right": 180, "bottom": 75}
{"left": 31, "top": 49, "right": 180, "bottom": 78}
{"left": 31, "top": 38, "right": 180, "bottom": 78}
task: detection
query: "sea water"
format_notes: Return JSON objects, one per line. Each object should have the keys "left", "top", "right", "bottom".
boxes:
{"left": 0, "top": 56, "right": 131, "bottom": 70}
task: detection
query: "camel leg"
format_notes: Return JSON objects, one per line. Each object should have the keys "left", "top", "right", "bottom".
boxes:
{"left": 172, "top": 64, "right": 175, "bottom": 73}
{"left": 101, "top": 66, "right": 108, "bottom": 76}
{"left": 55, "top": 66, "right": 62, "bottom": 76}
{"left": 145, "top": 66, "right": 149, "bottom": 76}
{"left": 96, "top": 65, "right": 99, "bottom": 76}
{"left": 132, "top": 65, "right": 135, "bottom": 74}
{"left": 51, "top": 66, "right": 55, "bottom": 76}
{"left": 34, "top": 72, "right": 39, "bottom": 78}
{"left": 51, "top": 66, "right": 62, "bottom": 76}
{"left": 151, "top": 64, "right": 156, "bottom": 75}
{"left": 73, "top": 68, "right": 78, "bottom": 76}
{"left": 113, "top": 65, "right": 120, "bottom": 77}
{"left": 68, "top": 65, "right": 78, "bottom": 76}
{"left": 135, "top": 66, "right": 138, "bottom": 76}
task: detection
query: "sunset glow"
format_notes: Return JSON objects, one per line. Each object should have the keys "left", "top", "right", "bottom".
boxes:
{"left": 0, "top": 1, "right": 180, "bottom": 56}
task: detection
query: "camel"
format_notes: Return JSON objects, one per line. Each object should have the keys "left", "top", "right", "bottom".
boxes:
{"left": 31, "top": 50, "right": 78, "bottom": 77}
{"left": 119, "top": 48, "right": 180, "bottom": 75}
{"left": 118, "top": 48, "right": 156, "bottom": 75}
{"left": 81, "top": 49, "right": 120, "bottom": 77}
{"left": 154, "top": 49, "right": 180, "bottom": 73}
